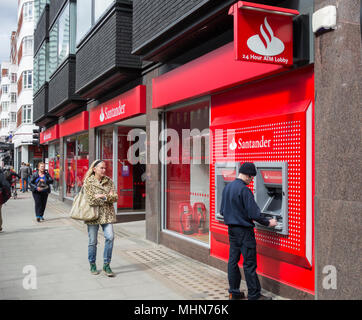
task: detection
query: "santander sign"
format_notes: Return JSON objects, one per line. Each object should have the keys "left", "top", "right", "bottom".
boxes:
{"left": 89, "top": 85, "right": 146, "bottom": 129}
{"left": 99, "top": 100, "right": 126, "bottom": 123}
{"left": 247, "top": 17, "right": 285, "bottom": 56}
{"left": 229, "top": 1, "right": 298, "bottom": 66}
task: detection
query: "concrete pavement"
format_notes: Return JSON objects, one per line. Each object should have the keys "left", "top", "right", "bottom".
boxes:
{"left": 0, "top": 191, "right": 285, "bottom": 300}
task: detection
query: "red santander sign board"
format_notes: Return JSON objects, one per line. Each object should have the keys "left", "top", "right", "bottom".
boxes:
{"left": 40, "top": 124, "right": 59, "bottom": 144}
{"left": 229, "top": 1, "right": 299, "bottom": 66}
{"left": 89, "top": 85, "right": 146, "bottom": 128}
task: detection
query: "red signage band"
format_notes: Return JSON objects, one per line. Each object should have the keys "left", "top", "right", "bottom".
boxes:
{"left": 40, "top": 124, "right": 59, "bottom": 144}
{"left": 89, "top": 85, "right": 146, "bottom": 128}
{"left": 221, "top": 169, "right": 236, "bottom": 181}
{"left": 229, "top": 1, "right": 299, "bottom": 66}
{"left": 59, "top": 111, "right": 89, "bottom": 138}
{"left": 260, "top": 169, "right": 283, "bottom": 185}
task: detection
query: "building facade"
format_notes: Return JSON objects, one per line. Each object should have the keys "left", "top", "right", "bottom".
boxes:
{"left": 33, "top": 0, "right": 361, "bottom": 299}
{"left": 10, "top": 0, "right": 40, "bottom": 171}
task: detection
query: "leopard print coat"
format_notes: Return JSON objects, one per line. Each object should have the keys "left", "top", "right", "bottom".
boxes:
{"left": 83, "top": 175, "right": 118, "bottom": 225}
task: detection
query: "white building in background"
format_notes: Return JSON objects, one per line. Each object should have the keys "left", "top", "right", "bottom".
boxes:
{"left": 12, "top": 0, "right": 39, "bottom": 172}
{"left": 0, "top": 60, "right": 18, "bottom": 142}
{"left": 0, "top": 58, "right": 18, "bottom": 167}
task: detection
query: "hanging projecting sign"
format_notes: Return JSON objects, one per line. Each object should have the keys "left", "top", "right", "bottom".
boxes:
{"left": 229, "top": 1, "right": 299, "bottom": 66}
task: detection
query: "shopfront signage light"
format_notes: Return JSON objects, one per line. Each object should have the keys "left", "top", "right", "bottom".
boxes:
{"left": 40, "top": 124, "right": 59, "bottom": 144}
{"left": 229, "top": 1, "right": 299, "bottom": 66}
{"left": 90, "top": 85, "right": 146, "bottom": 129}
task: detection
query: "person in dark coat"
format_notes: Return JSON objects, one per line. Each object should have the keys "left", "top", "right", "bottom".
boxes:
{"left": 220, "top": 162, "right": 277, "bottom": 300}
{"left": 0, "top": 169, "right": 11, "bottom": 232}
{"left": 29, "top": 162, "right": 53, "bottom": 222}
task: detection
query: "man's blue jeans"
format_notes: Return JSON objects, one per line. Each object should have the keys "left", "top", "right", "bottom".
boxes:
{"left": 22, "top": 178, "right": 28, "bottom": 192}
{"left": 87, "top": 224, "right": 114, "bottom": 264}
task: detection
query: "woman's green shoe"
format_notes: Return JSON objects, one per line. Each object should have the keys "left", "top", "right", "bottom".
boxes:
{"left": 103, "top": 263, "right": 115, "bottom": 277}
{"left": 90, "top": 263, "right": 99, "bottom": 275}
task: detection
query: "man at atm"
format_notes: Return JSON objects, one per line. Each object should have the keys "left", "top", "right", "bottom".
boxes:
{"left": 220, "top": 162, "right": 277, "bottom": 300}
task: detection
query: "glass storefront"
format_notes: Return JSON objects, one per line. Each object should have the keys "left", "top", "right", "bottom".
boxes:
{"left": 48, "top": 142, "right": 60, "bottom": 194}
{"left": 164, "top": 101, "right": 210, "bottom": 244}
{"left": 97, "top": 125, "right": 146, "bottom": 212}
{"left": 64, "top": 133, "right": 89, "bottom": 198}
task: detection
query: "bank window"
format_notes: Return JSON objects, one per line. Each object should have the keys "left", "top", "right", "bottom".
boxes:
{"left": 76, "top": 0, "right": 114, "bottom": 44}
{"left": 22, "top": 105, "right": 32, "bottom": 123}
{"left": 48, "top": 142, "right": 60, "bottom": 194}
{"left": 64, "top": 133, "right": 89, "bottom": 198}
{"left": 23, "top": 70, "right": 33, "bottom": 89}
{"left": 11, "top": 73, "right": 17, "bottom": 83}
{"left": 164, "top": 101, "right": 210, "bottom": 244}
{"left": 23, "top": 2, "right": 34, "bottom": 22}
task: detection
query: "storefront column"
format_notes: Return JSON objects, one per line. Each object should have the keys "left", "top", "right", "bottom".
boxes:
{"left": 145, "top": 69, "right": 161, "bottom": 244}
{"left": 314, "top": 0, "right": 361, "bottom": 300}
{"left": 88, "top": 100, "right": 98, "bottom": 164}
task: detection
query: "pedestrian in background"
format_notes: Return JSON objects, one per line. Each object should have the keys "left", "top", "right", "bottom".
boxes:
{"left": 0, "top": 168, "right": 11, "bottom": 232}
{"left": 29, "top": 162, "right": 53, "bottom": 222}
{"left": 220, "top": 162, "right": 277, "bottom": 300}
{"left": 83, "top": 159, "right": 118, "bottom": 277}
{"left": 19, "top": 162, "right": 31, "bottom": 192}
{"left": 26, "top": 163, "right": 32, "bottom": 191}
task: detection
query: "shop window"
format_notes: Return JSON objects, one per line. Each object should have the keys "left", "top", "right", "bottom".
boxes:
{"left": 65, "top": 133, "right": 89, "bottom": 198}
{"left": 164, "top": 101, "right": 210, "bottom": 244}
{"left": 48, "top": 143, "right": 60, "bottom": 194}
{"left": 99, "top": 127, "right": 113, "bottom": 179}
{"left": 118, "top": 126, "right": 146, "bottom": 211}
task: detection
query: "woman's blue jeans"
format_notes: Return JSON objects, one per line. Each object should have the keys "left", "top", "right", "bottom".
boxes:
{"left": 87, "top": 224, "right": 114, "bottom": 264}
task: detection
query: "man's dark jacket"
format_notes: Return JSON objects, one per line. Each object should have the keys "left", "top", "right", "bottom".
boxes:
{"left": 220, "top": 178, "right": 269, "bottom": 228}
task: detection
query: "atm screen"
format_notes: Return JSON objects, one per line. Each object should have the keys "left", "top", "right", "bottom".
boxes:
{"left": 265, "top": 193, "right": 282, "bottom": 213}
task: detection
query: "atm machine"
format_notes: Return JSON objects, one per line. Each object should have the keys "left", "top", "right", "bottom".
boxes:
{"left": 214, "top": 162, "right": 240, "bottom": 222}
{"left": 254, "top": 162, "right": 289, "bottom": 235}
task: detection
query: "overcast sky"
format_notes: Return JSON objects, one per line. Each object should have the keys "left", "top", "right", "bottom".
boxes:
{"left": 0, "top": 1, "right": 18, "bottom": 63}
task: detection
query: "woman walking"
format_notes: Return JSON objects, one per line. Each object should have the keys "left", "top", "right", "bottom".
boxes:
{"left": 83, "top": 159, "right": 118, "bottom": 277}
{"left": 29, "top": 162, "right": 53, "bottom": 222}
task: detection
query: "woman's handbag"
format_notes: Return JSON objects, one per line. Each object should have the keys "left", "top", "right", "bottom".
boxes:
{"left": 70, "top": 187, "right": 99, "bottom": 221}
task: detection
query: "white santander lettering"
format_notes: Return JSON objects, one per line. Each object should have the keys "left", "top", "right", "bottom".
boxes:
{"left": 237, "top": 136, "right": 271, "bottom": 149}
{"left": 104, "top": 100, "right": 126, "bottom": 120}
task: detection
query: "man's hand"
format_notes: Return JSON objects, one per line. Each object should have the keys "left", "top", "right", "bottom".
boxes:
{"left": 269, "top": 218, "right": 278, "bottom": 227}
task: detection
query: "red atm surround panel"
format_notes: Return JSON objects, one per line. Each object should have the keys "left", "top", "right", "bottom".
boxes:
{"left": 210, "top": 66, "right": 315, "bottom": 294}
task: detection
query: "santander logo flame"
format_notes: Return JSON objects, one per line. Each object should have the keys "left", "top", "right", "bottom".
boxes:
{"left": 99, "top": 107, "right": 105, "bottom": 122}
{"left": 229, "top": 138, "right": 237, "bottom": 151}
{"left": 247, "top": 17, "right": 285, "bottom": 56}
